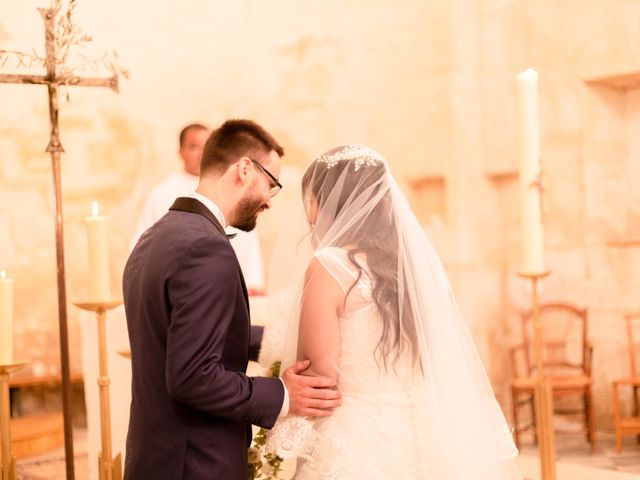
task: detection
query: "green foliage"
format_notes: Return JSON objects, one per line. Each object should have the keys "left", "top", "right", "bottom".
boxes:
{"left": 248, "top": 360, "right": 284, "bottom": 480}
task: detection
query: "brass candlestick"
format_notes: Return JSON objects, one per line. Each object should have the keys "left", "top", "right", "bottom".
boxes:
{"left": 518, "top": 271, "right": 556, "bottom": 480}
{"left": 75, "top": 301, "right": 123, "bottom": 480}
{"left": 0, "top": 361, "right": 28, "bottom": 480}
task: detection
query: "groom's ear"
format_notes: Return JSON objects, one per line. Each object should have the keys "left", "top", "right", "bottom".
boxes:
{"left": 235, "top": 156, "right": 253, "bottom": 186}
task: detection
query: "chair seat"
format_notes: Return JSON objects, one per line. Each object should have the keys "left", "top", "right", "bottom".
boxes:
{"left": 512, "top": 375, "right": 593, "bottom": 391}
{"left": 618, "top": 416, "right": 640, "bottom": 427}
{"left": 11, "top": 413, "right": 64, "bottom": 459}
{"left": 613, "top": 377, "right": 640, "bottom": 386}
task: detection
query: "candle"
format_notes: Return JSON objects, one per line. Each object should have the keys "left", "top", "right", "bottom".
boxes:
{"left": 516, "top": 68, "right": 545, "bottom": 274}
{"left": 0, "top": 270, "right": 13, "bottom": 364}
{"left": 85, "top": 201, "right": 111, "bottom": 302}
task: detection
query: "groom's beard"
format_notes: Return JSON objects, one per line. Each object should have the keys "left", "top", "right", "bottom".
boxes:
{"left": 232, "top": 192, "right": 266, "bottom": 232}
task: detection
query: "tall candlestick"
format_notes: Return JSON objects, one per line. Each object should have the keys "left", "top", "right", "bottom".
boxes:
{"left": 75, "top": 301, "right": 123, "bottom": 480}
{"left": 516, "top": 68, "right": 545, "bottom": 274}
{"left": 0, "top": 271, "right": 13, "bottom": 365}
{"left": 85, "top": 201, "right": 111, "bottom": 302}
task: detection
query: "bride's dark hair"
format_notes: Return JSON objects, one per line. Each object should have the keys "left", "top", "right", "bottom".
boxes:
{"left": 302, "top": 154, "right": 419, "bottom": 369}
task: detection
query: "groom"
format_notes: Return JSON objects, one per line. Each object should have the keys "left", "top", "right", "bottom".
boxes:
{"left": 123, "top": 119, "right": 341, "bottom": 479}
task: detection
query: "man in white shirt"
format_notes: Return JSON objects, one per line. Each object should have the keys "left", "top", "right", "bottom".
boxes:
{"left": 130, "top": 123, "right": 266, "bottom": 294}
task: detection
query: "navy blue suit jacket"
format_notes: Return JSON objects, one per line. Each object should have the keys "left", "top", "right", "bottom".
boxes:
{"left": 123, "top": 197, "right": 284, "bottom": 479}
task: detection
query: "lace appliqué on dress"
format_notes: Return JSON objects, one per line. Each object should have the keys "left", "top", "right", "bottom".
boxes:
{"left": 265, "top": 416, "right": 351, "bottom": 479}
{"left": 264, "top": 416, "right": 317, "bottom": 460}
{"left": 298, "top": 435, "right": 350, "bottom": 480}
{"left": 355, "top": 271, "right": 372, "bottom": 300}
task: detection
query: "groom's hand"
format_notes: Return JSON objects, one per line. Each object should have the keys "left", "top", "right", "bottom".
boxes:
{"left": 282, "top": 359, "right": 342, "bottom": 417}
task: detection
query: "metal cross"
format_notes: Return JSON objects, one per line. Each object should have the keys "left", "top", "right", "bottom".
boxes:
{"left": 0, "top": 6, "right": 119, "bottom": 479}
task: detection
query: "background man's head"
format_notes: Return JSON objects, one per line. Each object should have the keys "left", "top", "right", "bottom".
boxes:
{"left": 179, "top": 123, "right": 209, "bottom": 176}
{"left": 200, "top": 119, "right": 284, "bottom": 231}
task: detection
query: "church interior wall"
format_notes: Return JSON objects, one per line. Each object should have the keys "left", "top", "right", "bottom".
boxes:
{"left": 1, "top": 0, "right": 639, "bottom": 432}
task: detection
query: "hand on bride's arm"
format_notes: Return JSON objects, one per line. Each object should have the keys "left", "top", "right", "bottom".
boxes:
{"left": 282, "top": 359, "right": 341, "bottom": 417}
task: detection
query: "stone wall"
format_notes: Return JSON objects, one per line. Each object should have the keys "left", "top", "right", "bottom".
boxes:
{"left": 1, "top": 0, "right": 639, "bottom": 430}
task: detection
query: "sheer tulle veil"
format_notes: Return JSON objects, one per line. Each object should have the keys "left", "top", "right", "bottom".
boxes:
{"left": 274, "top": 145, "right": 522, "bottom": 479}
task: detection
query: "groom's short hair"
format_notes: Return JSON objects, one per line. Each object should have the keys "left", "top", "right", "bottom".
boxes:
{"left": 200, "top": 119, "right": 284, "bottom": 175}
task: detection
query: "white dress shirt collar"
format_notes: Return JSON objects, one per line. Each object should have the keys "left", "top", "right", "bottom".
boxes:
{"left": 187, "top": 192, "right": 226, "bottom": 227}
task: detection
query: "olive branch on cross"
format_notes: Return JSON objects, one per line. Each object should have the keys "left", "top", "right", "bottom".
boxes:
{"left": 0, "top": 2, "right": 127, "bottom": 478}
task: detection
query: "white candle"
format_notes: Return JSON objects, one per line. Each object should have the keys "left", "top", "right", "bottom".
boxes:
{"left": 85, "top": 201, "right": 111, "bottom": 302}
{"left": 0, "top": 270, "right": 13, "bottom": 364}
{"left": 516, "top": 68, "right": 545, "bottom": 274}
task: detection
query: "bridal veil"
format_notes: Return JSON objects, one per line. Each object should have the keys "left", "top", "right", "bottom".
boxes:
{"left": 271, "top": 145, "right": 521, "bottom": 479}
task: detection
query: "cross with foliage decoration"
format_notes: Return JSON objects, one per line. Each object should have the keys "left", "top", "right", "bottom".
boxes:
{"left": 0, "top": 2, "right": 126, "bottom": 478}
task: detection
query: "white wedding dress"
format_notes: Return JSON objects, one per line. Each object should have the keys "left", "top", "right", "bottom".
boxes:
{"left": 266, "top": 145, "right": 521, "bottom": 480}
{"left": 266, "top": 247, "right": 447, "bottom": 479}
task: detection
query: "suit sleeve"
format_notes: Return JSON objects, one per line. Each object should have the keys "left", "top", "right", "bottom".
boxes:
{"left": 164, "top": 235, "right": 284, "bottom": 428}
{"left": 249, "top": 325, "right": 264, "bottom": 362}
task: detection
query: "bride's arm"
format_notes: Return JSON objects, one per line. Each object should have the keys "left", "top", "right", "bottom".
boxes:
{"left": 296, "top": 257, "right": 345, "bottom": 382}
{"left": 264, "top": 259, "right": 343, "bottom": 459}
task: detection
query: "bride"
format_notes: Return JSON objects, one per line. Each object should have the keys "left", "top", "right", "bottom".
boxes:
{"left": 265, "top": 145, "right": 522, "bottom": 479}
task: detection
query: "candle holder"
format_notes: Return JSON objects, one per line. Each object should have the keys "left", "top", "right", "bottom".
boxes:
{"left": 517, "top": 270, "right": 556, "bottom": 480}
{"left": 1, "top": 360, "right": 28, "bottom": 480}
{"left": 74, "top": 300, "right": 123, "bottom": 480}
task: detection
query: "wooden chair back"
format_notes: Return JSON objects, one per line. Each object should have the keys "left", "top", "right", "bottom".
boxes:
{"left": 625, "top": 312, "right": 640, "bottom": 378}
{"left": 520, "top": 303, "right": 589, "bottom": 377}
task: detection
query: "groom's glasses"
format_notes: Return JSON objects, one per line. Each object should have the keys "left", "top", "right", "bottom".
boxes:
{"left": 249, "top": 158, "right": 283, "bottom": 197}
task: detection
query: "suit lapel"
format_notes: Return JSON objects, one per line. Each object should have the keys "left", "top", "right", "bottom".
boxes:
{"left": 169, "top": 196, "right": 250, "bottom": 311}
{"left": 170, "top": 197, "right": 226, "bottom": 236}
